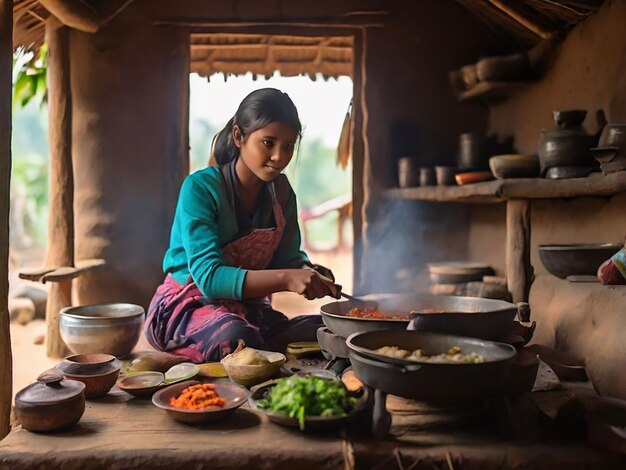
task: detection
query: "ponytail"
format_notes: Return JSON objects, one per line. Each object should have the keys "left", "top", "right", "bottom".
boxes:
{"left": 211, "top": 116, "right": 238, "bottom": 166}
{"left": 209, "top": 88, "right": 302, "bottom": 167}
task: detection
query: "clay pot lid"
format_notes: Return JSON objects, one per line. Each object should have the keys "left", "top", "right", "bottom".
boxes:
{"left": 15, "top": 370, "right": 85, "bottom": 406}
{"left": 57, "top": 353, "right": 122, "bottom": 377}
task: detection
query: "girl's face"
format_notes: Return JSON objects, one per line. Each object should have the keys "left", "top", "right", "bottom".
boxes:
{"left": 233, "top": 121, "right": 298, "bottom": 184}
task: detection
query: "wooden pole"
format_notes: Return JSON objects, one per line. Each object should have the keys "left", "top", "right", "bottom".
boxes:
{"left": 0, "top": 0, "right": 13, "bottom": 441}
{"left": 44, "top": 17, "right": 72, "bottom": 358}
{"left": 506, "top": 199, "right": 533, "bottom": 303}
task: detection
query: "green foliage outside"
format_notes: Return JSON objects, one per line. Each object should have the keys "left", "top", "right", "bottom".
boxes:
{"left": 11, "top": 48, "right": 50, "bottom": 255}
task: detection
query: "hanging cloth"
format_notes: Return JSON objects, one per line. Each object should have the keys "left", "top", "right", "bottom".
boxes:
{"left": 337, "top": 99, "right": 353, "bottom": 169}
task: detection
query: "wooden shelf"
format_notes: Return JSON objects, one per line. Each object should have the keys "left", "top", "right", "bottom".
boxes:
{"left": 455, "top": 81, "right": 530, "bottom": 103}
{"left": 386, "top": 172, "right": 626, "bottom": 204}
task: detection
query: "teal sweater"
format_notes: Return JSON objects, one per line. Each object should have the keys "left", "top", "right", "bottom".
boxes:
{"left": 163, "top": 166, "right": 309, "bottom": 300}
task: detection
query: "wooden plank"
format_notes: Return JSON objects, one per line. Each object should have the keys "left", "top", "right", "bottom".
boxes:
{"left": 18, "top": 266, "right": 58, "bottom": 282}
{"left": 44, "top": 17, "right": 72, "bottom": 358}
{"left": 386, "top": 172, "right": 626, "bottom": 203}
{"left": 42, "top": 259, "right": 106, "bottom": 283}
{"left": 351, "top": 29, "right": 364, "bottom": 295}
{"left": 0, "top": 0, "right": 12, "bottom": 441}
{"left": 506, "top": 199, "right": 532, "bottom": 303}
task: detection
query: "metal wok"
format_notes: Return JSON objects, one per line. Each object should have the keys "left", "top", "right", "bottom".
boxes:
{"left": 320, "top": 293, "right": 521, "bottom": 340}
{"left": 347, "top": 329, "right": 516, "bottom": 405}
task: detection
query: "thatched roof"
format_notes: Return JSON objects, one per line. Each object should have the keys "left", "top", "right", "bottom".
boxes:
{"left": 12, "top": 0, "right": 605, "bottom": 78}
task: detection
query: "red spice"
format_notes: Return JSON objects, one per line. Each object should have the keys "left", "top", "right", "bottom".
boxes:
{"left": 169, "top": 383, "right": 226, "bottom": 410}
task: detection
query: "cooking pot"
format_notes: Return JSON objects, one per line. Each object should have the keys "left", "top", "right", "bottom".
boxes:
{"left": 320, "top": 293, "right": 525, "bottom": 340}
{"left": 14, "top": 370, "right": 86, "bottom": 432}
{"left": 346, "top": 329, "right": 516, "bottom": 438}
{"left": 537, "top": 109, "right": 600, "bottom": 174}
{"left": 590, "top": 123, "right": 626, "bottom": 174}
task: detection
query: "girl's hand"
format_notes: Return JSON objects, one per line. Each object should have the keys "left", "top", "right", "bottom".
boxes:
{"left": 284, "top": 269, "right": 340, "bottom": 300}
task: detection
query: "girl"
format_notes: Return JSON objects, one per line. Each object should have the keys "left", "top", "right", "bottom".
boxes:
{"left": 145, "top": 88, "right": 339, "bottom": 363}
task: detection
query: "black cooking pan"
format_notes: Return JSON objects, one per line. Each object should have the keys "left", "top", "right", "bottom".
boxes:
{"left": 320, "top": 293, "right": 521, "bottom": 340}
{"left": 347, "top": 329, "right": 516, "bottom": 405}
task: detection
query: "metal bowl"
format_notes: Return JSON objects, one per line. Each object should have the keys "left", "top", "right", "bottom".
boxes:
{"left": 59, "top": 303, "right": 144, "bottom": 357}
{"left": 538, "top": 244, "right": 622, "bottom": 279}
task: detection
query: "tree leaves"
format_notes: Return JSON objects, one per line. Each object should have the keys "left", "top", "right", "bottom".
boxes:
{"left": 13, "top": 44, "right": 48, "bottom": 110}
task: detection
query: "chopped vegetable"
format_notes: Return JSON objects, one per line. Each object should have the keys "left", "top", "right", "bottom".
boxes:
{"left": 256, "top": 376, "right": 356, "bottom": 430}
{"left": 169, "top": 383, "right": 225, "bottom": 410}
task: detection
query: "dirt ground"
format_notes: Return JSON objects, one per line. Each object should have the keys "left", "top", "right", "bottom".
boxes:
{"left": 9, "top": 250, "right": 352, "bottom": 399}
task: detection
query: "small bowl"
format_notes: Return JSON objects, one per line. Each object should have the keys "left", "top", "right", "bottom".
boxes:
{"left": 553, "top": 109, "right": 587, "bottom": 128}
{"left": 63, "top": 368, "right": 120, "bottom": 399}
{"left": 117, "top": 372, "right": 166, "bottom": 398}
{"left": 221, "top": 349, "right": 286, "bottom": 387}
{"left": 507, "top": 349, "right": 540, "bottom": 395}
{"left": 489, "top": 154, "right": 540, "bottom": 179}
{"left": 152, "top": 380, "right": 250, "bottom": 424}
{"left": 57, "top": 353, "right": 122, "bottom": 398}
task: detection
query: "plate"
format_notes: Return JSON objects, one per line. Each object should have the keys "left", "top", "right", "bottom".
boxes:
{"left": 117, "top": 371, "right": 166, "bottom": 398}
{"left": 152, "top": 380, "right": 250, "bottom": 424}
{"left": 248, "top": 380, "right": 370, "bottom": 432}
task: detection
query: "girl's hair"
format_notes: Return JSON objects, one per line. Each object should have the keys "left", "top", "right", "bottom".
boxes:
{"left": 211, "top": 88, "right": 302, "bottom": 166}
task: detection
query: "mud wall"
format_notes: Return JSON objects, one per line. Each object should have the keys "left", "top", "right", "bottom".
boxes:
{"left": 70, "top": 16, "right": 190, "bottom": 307}
{"left": 465, "top": 0, "right": 626, "bottom": 399}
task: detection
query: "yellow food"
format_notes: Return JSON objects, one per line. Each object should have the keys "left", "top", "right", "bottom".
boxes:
{"left": 223, "top": 347, "right": 270, "bottom": 366}
{"left": 375, "top": 346, "right": 485, "bottom": 364}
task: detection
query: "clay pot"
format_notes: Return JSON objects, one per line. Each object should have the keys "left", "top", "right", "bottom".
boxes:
{"left": 489, "top": 154, "right": 540, "bottom": 179}
{"left": 590, "top": 123, "right": 626, "bottom": 174}
{"left": 56, "top": 353, "right": 122, "bottom": 398}
{"left": 14, "top": 370, "right": 86, "bottom": 432}
{"left": 537, "top": 109, "right": 600, "bottom": 174}
{"left": 435, "top": 166, "right": 458, "bottom": 186}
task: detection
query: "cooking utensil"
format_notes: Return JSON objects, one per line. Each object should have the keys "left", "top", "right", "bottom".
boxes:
{"left": 320, "top": 294, "right": 412, "bottom": 339}
{"left": 14, "top": 370, "right": 86, "bottom": 432}
{"left": 538, "top": 243, "right": 622, "bottom": 279}
{"left": 347, "top": 329, "right": 515, "bottom": 403}
{"left": 152, "top": 380, "right": 250, "bottom": 424}
{"left": 408, "top": 295, "right": 521, "bottom": 340}
{"left": 590, "top": 123, "right": 626, "bottom": 174}
{"left": 56, "top": 353, "right": 123, "bottom": 398}
{"left": 248, "top": 380, "right": 371, "bottom": 432}
{"left": 489, "top": 154, "right": 540, "bottom": 179}
{"left": 59, "top": 303, "right": 144, "bottom": 357}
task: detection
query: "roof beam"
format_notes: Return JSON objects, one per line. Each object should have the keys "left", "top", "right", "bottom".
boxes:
{"left": 486, "top": 0, "right": 552, "bottom": 39}
{"left": 39, "top": 0, "right": 134, "bottom": 33}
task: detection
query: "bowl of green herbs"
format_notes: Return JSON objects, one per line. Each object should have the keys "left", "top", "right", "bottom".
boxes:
{"left": 249, "top": 375, "right": 370, "bottom": 431}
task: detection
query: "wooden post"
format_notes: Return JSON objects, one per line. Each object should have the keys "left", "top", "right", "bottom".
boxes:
{"left": 0, "top": 0, "right": 13, "bottom": 441}
{"left": 506, "top": 199, "right": 533, "bottom": 303}
{"left": 44, "top": 17, "right": 72, "bottom": 358}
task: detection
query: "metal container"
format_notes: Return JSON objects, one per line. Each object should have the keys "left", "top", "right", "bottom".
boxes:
{"left": 60, "top": 303, "right": 144, "bottom": 357}
{"left": 419, "top": 168, "right": 436, "bottom": 186}
{"left": 14, "top": 371, "right": 86, "bottom": 432}
{"left": 590, "top": 123, "right": 626, "bottom": 174}
{"left": 320, "top": 293, "right": 521, "bottom": 340}
{"left": 346, "top": 329, "right": 516, "bottom": 404}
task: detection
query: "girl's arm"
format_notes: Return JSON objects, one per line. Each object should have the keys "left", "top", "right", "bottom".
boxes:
{"left": 243, "top": 268, "right": 339, "bottom": 300}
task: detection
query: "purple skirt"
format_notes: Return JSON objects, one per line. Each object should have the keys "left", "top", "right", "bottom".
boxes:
{"left": 144, "top": 275, "right": 322, "bottom": 362}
